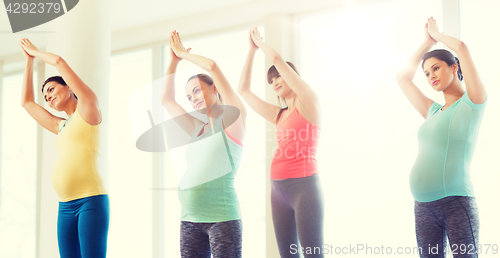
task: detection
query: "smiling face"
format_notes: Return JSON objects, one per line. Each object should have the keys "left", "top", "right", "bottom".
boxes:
{"left": 267, "top": 62, "right": 299, "bottom": 99}
{"left": 422, "top": 57, "right": 458, "bottom": 92}
{"left": 269, "top": 74, "right": 293, "bottom": 98}
{"left": 42, "top": 81, "right": 73, "bottom": 111}
{"left": 185, "top": 77, "right": 219, "bottom": 114}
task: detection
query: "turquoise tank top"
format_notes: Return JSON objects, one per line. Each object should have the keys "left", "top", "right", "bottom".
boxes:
{"left": 178, "top": 113, "right": 243, "bottom": 222}
{"left": 410, "top": 91, "right": 486, "bottom": 202}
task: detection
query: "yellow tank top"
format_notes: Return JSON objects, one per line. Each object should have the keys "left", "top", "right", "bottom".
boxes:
{"left": 53, "top": 109, "right": 107, "bottom": 202}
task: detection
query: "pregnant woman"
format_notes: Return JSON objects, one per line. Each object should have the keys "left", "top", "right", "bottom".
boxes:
{"left": 161, "top": 30, "right": 247, "bottom": 258}
{"left": 20, "top": 38, "right": 109, "bottom": 258}
{"left": 396, "top": 18, "right": 486, "bottom": 258}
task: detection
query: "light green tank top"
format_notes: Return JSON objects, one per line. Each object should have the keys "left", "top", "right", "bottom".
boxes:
{"left": 178, "top": 113, "right": 243, "bottom": 222}
{"left": 410, "top": 91, "right": 486, "bottom": 202}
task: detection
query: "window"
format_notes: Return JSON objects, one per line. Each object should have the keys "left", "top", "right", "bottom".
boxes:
{"left": 0, "top": 72, "right": 38, "bottom": 258}
{"left": 460, "top": 0, "right": 500, "bottom": 250}
{"left": 298, "top": 0, "right": 442, "bottom": 255}
{"left": 108, "top": 49, "right": 153, "bottom": 257}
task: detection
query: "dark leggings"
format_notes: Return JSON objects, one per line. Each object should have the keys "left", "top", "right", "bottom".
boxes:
{"left": 180, "top": 220, "right": 242, "bottom": 258}
{"left": 271, "top": 174, "right": 325, "bottom": 258}
{"left": 415, "top": 196, "right": 479, "bottom": 258}
{"left": 57, "top": 194, "right": 110, "bottom": 258}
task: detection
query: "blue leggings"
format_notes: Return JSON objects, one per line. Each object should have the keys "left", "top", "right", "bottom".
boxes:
{"left": 58, "top": 194, "right": 110, "bottom": 258}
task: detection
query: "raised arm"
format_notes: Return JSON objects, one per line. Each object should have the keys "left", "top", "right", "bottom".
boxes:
{"left": 161, "top": 37, "right": 204, "bottom": 137}
{"left": 395, "top": 21, "right": 436, "bottom": 118}
{"left": 19, "top": 38, "right": 101, "bottom": 125}
{"left": 20, "top": 42, "right": 64, "bottom": 134}
{"left": 237, "top": 30, "right": 281, "bottom": 124}
{"left": 170, "top": 31, "right": 247, "bottom": 125}
{"left": 249, "top": 28, "right": 320, "bottom": 114}
{"left": 427, "top": 18, "right": 486, "bottom": 104}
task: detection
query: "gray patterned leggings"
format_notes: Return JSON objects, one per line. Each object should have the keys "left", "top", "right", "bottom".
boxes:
{"left": 415, "top": 196, "right": 480, "bottom": 258}
{"left": 271, "top": 174, "right": 325, "bottom": 258}
{"left": 180, "top": 220, "right": 242, "bottom": 258}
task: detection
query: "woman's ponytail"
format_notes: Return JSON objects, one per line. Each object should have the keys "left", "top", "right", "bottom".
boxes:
{"left": 455, "top": 57, "right": 463, "bottom": 81}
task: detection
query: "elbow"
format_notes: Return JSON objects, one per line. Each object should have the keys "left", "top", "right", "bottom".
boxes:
{"left": 456, "top": 41, "right": 467, "bottom": 53}
{"left": 160, "top": 98, "right": 170, "bottom": 107}
{"left": 395, "top": 70, "right": 412, "bottom": 86}
{"left": 237, "top": 90, "right": 247, "bottom": 98}
{"left": 54, "top": 56, "right": 64, "bottom": 67}
{"left": 160, "top": 100, "right": 170, "bottom": 110}
{"left": 395, "top": 74, "right": 405, "bottom": 85}
{"left": 161, "top": 98, "right": 176, "bottom": 107}
{"left": 160, "top": 88, "right": 176, "bottom": 105}
{"left": 207, "top": 59, "right": 218, "bottom": 72}
{"left": 395, "top": 75, "right": 410, "bottom": 88}
{"left": 237, "top": 87, "right": 250, "bottom": 97}
{"left": 269, "top": 53, "right": 282, "bottom": 65}
{"left": 21, "top": 100, "right": 30, "bottom": 109}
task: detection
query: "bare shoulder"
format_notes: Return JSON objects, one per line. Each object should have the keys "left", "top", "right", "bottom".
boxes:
{"left": 296, "top": 100, "right": 321, "bottom": 128}
{"left": 222, "top": 110, "right": 245, "bottom": 143}
{"left": 76, "top": 103, "right": 102, "bottom": 126}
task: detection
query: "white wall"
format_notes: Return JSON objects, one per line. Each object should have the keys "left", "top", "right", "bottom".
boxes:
{"left": 460, "top": 0, "right": 500, "bottom": 253}
{"left": 1, "top": 0, "right": 499, "bottom": 257}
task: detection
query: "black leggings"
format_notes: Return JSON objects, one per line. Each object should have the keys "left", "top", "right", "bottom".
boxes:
{"left": 415, "top": 196, "right": 480, "bottom": 258}
{"left": 180, "top": 220, "right": 242, "bottom": 258}
{"left": 271, "top": 174, "right": 325, "bottom": 257}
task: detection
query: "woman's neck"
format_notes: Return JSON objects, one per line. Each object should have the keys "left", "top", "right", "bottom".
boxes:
{"left": 63, "top": 98, "right": 78, "bottom": 118}
{"left": 284, "top": 93, "right": 298, "bottom": 110}
{"left": 442, "top": 80, "right": 464, "bottom": 107}
{"left": 206, "top": 103, "right": 224, "bottom": 124}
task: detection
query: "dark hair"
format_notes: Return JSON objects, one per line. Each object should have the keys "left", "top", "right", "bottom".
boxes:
{"left": 41, "top": 76, "right": 78, "bottom": 99}
{"left": 187, "top": 74, "right": 222, "bottom": 103}
{"left": 422, "top": 49, "right": 463, "bottom": 81}
{"left": 267, "top": 62, "right": 300, "bottom": 123}
{"left": 267, "top": 61, "right": 299, "bottom": 84}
